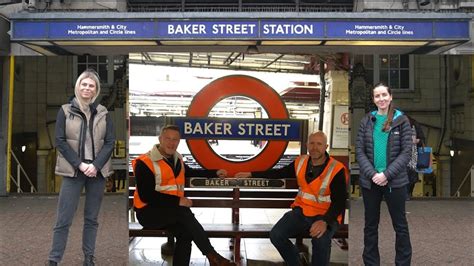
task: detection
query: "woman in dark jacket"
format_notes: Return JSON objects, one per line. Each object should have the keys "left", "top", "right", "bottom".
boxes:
{"left": 356, "top": 82, "right": 413, "bottom": 266}
{"left": 47, "top": 69, "right": 115, "bottom": 266}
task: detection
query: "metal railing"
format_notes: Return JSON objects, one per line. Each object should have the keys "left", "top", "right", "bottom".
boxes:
{"left": 453, "top": 164, "right": 473, "bottom": 197}
{"left": 9, "top": 151, "right": 37, "bottom": 193}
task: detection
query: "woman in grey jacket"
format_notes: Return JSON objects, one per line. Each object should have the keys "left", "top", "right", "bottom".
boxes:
{"left": 47, "top": 69, "right": 115, "bottom": 266}
{"left": 356, "top": 82, "right": 412, "bottom": 266}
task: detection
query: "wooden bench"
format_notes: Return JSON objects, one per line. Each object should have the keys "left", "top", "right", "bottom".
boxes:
{"left": 128, "top": 177, "right": 349, "bottom": 263}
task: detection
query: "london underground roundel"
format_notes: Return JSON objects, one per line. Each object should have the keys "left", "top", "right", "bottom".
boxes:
{"left": 186, "top": 75, "right": 289, "bottom": 175}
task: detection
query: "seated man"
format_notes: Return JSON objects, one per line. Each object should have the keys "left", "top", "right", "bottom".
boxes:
{"left": 133, "top": 125, "right": 235, "bottom": 266}
{"left": 235, "top": 131, "right": 348, "bottom": 266}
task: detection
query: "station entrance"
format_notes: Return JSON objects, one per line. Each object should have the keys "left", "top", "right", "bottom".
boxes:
{"left": 2, "top": 16, "right": 472, "bottom": 197}
{"left": 1, "top": 12, "right": 472, "bottom": 266}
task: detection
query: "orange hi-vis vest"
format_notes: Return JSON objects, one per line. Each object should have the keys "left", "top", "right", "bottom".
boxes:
{"left": 132, "top": 145, "right": 185, "bottom": 209}
{"left": 290, "top": 155, "right": 348, "bottom": 224}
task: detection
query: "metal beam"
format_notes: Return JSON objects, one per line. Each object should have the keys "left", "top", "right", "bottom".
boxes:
{"left": 318, "top": 58, "right": 325, "bottom": 131}
{"left": 263, "top": 54, "right": 284, "bottom": 68}
{"left": 225, "top": 52, "right": 242, "bottom": 66}
{"left": 11, "top": 12, "right": 471, "bottom": 20}
{"left": 223, "top": 52, "right": 235, "bottom": 65}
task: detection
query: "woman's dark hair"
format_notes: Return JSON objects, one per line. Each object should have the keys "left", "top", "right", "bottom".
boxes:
{"left": 372, "top": 82, "right": 394, "bottom": 132}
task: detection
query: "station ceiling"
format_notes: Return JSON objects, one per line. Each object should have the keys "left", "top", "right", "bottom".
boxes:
{"left": 130, "top": 52, "right": 326, "bottom": 73}
{"left": 19, "top": 38, "right": 466, "bottom": 56}
{"left": 16, "top": 39, "right": 468, "bottom": 73}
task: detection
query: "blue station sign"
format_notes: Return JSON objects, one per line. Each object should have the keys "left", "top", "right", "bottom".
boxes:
{"left": 11, "top": 19, "right": 470, "bottom": 40}
{"left": 174, "top": 117, "right": 302, "bottom": 140}
{"left": 326, "top": 21, "right": 433, "bottom": 39}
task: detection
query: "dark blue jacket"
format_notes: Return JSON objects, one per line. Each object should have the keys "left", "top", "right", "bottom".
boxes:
{"left": 356, "top": 110, "right": 412, "bottom": 189}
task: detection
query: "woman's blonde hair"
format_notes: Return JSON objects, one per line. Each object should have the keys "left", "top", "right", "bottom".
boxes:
{"left": 74, "top": 69, "right": 101, "bottom": 110}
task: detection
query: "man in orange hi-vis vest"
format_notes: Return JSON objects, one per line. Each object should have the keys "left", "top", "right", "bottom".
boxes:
{"left": 133, "top": 125, "right": 236, "bottom": 266}
{"left": 235, "top": 131, "right": 348, "bottom": 266}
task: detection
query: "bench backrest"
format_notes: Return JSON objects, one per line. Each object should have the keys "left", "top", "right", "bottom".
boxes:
{"left": 129, "top": 176, "right": 298, "bottom": 209}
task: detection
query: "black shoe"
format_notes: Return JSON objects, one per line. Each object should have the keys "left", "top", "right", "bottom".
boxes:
{"left": 83, "top": 256, "right": 95, "bottom": 266}
{"left": 46, "top": 260, "right": 57, "bottom": 266}
{"left": 299, "top": 252, "right": 309, "bottom": 266}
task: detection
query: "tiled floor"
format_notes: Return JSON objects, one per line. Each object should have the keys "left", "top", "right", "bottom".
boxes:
{"left": 348, "top": 198, "right": 474, "bottom": 265}
{"left": 129, "top": 208, "right": 348, "bottom": 265}
{"left": 0, "top": 194, "right": 128, "bottom": 266}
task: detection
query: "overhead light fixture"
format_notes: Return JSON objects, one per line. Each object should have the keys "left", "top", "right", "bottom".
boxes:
{"left": 246, "top": 45, "right": 259, "bottom": 54}
{"left": 449, "top": 150, "right": 455, "bottom": 157}
{"left": 418, "top": 0, "right": 430, "bottom": 6}
{"left": 402, "top": 0, "right": 409, "bottom": 9}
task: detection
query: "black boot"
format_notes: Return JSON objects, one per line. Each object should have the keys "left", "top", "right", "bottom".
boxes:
{"left": 206, "top": 250, "right": 236, "bottom": 266}
{"left": 46, "top": 260, "right": 57, "bottom": 266}
{"left": 83, "top": 256, "right": 95, "bottom": 266}
{"left": 299, "top": 252, "right": 309, "bottom": 266}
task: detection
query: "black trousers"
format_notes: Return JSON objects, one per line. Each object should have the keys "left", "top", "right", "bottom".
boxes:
{"left": 362, "top": 185, "right": 412, "bottom": 266}
{"left": 136, "top": 206, "right": 214, "bottom": 266}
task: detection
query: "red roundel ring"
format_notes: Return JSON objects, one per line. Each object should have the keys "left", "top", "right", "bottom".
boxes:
{"left": 186, "top": 75, "right": 289, "bottom": 176}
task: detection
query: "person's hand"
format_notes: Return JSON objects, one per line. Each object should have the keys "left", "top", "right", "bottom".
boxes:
{"left": 216, "top": 169, "right": 228, "bottom": 178}
{"left": 84, "top": 164, "right": 98, "bottom": 178}
{"left": 179, "top": 197, "right": 193, "bottom": 207}
{"left": 372, "top": 172, "right": 387, "bottom": 186}
{"left": 234, "top": 172, "right": 252, "bottom": 178}
{"left": 309, "top": 220, "right": 327, "bottom": 238}
{"left": 79, "top": 162, "right": 89, "bottom": 173}
{"left": 79, "top": 163, "right": 97, "bottom": 178}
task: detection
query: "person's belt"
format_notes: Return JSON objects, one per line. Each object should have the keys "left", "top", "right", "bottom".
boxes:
{"left": 83, "top": 159, "right": 93, "bottom": 164}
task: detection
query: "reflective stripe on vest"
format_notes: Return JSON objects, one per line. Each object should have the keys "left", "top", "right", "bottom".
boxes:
{"left": 295, "top": 156, "right": 307, "bottom": 179}
{"left": 292, "top": 155, "right": 344, "bottom": 223}
{"left": 151, "top": 159, "right": 185, "bottom": 194}
{"left": 296, "top": 190, "right": 331, "bottom": 203}
{"left": 155, "top": 184, "right": 185, "bottom": 192}
{"left": 296, "top": 159, "right": 337, "bottom": 204}
{"left": 132, "top": 151, "right": 185, "bottom": 209}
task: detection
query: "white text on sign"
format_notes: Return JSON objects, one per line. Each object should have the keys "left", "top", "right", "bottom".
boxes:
{"left": 183, "top": 122, "right": 291, "bottom": 137}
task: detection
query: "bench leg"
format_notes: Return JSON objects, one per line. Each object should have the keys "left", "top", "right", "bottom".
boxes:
{"left": 233, "top": 236, "right": 241, "bottom": 263}
{"left": 161, "top": 236, "right": 175, "bottom": 256}
{"left": 129, "top": 209, "right": 136, "bottom": 223}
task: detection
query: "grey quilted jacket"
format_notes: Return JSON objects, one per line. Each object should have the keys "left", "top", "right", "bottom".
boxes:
{"left": 356, "top": 109, "right": 412, "bottom": 189}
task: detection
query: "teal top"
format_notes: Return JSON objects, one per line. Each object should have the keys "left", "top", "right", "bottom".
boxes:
{"left": 373, "top": 113, "right": 389, "bottom": 173}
